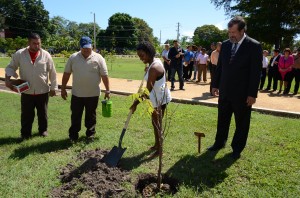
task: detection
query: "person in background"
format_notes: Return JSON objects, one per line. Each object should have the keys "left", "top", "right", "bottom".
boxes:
{"left": 183, "top": 45, "right": 194, "bottom": 81}
{"left": 192, "top": 46, "right": 201, "bottom": 81}
{"left": 259, "top": 50, "right": 269, "bottom": 90}
{"left": 131, "top": 41, "right": 172, "bottom": 158}
{"left": 196, "top": 48, "right": 209, "bottom": 83}
{"left": 287, "top": 48, "right": 300, "bottom": 95}
{"left": 209, "top": 16, "right": 262, "bottom": 159}
{"left": 278, "top": 48, "right": 294, "bottom": 94}
{"left": 168, "top": 40, "right": 185, "bottom": 91}
{"left": 265, "top": 49, "right": 281, "bottom": 92}
{"left": 5, "top": 32, "right": 57, "bottom": 141}
{"left": 61, "top": 36, "right": 110, "bottom": 141}
{"left": 210, "top": 42, "right": 222, "bottom": 95}
{"left": 207, "top": 42, "right": 216, "bottom": 83}
{"left": 161, "top": 44, "right": 171, "bottom": 81}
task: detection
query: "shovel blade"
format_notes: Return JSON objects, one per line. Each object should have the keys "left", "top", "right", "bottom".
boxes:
{"left": 104, "top": 146, "right": 127, "bottom": 167}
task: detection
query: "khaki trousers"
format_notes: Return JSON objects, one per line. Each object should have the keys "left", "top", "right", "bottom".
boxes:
{"left": 197, "top": 64, "right": 207, "bottom": 82}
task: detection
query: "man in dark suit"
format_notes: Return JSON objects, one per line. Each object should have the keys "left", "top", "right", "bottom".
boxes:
{"left": 209, "top": 16, "right": 263, "bottom": 159}
{"left": 265, "top": 49, "right": 281, "bottom": 91}
{"left": 168, "top": 40, "right": 185, "bottom": 91}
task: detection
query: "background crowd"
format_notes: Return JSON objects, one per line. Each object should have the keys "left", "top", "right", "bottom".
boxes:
{"left": 162, "top": 41, "right": 300, "bottom": 96}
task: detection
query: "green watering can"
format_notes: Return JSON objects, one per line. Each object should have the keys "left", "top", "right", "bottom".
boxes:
{"left": 101, "top": 100, "right": 112, "bottom": 117}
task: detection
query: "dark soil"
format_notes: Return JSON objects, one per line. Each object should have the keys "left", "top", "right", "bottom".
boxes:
{"left": 51, "top": 148, "right": 179, "bottom": 197}
{"left": 135, "top": 173, "right": 179, "bottom": 197}
{"left": 51, "top": 149, "right": 134, "bottom": 198}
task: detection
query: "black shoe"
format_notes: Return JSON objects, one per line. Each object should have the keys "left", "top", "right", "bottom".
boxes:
{"left": 179, "top": 87, "right": 185, "bottom": 90}
{"left": 207, "top": 144, "right": 224, "bottom": 151}
{"left": 231, "top": 152, "right": 241, "bottom": 159}
{"left": 170, "top": 87, "right": 174, "bottom": 91}
{"left": 86, "top": 131, "right": 95, "bottom": 140}
{"left": 264, "top": 88, "right": 270, "bottom": 91}
{"left": 20, "top": 135, "right": 31, "bottom": 142}
{"left": 293, "top": 92, "right": 298, "bottom": 95}
{"left": 283, "top": 90, "right": 289, "bottom": 95}
{"left": 69, "top": 134, "right": 79, "bottom": 142}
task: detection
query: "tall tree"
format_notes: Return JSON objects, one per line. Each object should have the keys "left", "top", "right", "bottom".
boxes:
{"left": 193, "top": 25, "right": 227, "bottom": 49}
{"left": 211, "top": 0, "right": 300, "bottom": 49}
{"left": 0, "top": 0, "right": 50, "bottom": 38}
{"left": 98, "top": 13, "right": 137, "bottom": 52}
{"left": 132, "top": 17, "right": 154, "bottom": 43}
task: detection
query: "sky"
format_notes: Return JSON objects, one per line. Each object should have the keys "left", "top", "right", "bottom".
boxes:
{"left": 42, "top": 0, "right": 230, "bottom": 43}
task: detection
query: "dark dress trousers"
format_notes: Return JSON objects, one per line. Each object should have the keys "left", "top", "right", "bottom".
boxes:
{"left": 266, "top": 55, "right": 280, "bottom": 91}
{"left": 212, "top": 36, "right": 262, "bottom": 154}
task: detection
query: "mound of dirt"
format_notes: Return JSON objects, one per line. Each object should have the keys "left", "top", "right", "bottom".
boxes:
{"left": 51, "top": 149, "right": 134, "bottom": 198}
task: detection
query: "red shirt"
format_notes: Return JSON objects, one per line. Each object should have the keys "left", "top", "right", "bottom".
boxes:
{"left": 29, "top": 50, "right": 39, "bottom": 64}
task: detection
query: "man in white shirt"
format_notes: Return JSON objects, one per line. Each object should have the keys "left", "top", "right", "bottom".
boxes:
{"left": 196, "top": 48, "right": 209, "bottom": 83}
{"left": 161, "top": 44, "right": 171, "bottom": 81}
{"left": 61, "top": 36, "right": 110, "bottom": 141}
{"left": 259, "top": 50, "right": 269, "bottom": 90}
{"left": 5, "top": 33, "right": 57, "bottom": 141}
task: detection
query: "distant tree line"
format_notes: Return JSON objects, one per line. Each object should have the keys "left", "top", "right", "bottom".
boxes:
{"left": 0, "top": 0, "right": 299, "bottom": 54}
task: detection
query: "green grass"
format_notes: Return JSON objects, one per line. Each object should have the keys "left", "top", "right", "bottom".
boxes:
{"left": 0, "top": 92, "right": 299, "bottom": 197}
{"left": 0, "top": 56, "right": 146, "bottom": 80}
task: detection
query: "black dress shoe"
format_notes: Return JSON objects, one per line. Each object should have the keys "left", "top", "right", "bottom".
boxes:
{"left": 207, "top": 144, "right": 224, "bottom": 151}
{"left": 231, "top": 152, "right": 241, "bottom": 159}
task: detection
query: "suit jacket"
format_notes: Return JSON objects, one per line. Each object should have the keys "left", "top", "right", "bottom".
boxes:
{"left": 168, "top": 46, "right": 184, "bottom": 67}
{"left": 268, "top": 55, "right": 280, "bottom": 70}
{"left": 212, "top": 36, "right": 263, "bottom": 101}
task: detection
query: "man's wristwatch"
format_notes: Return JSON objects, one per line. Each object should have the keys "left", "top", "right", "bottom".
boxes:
{"left": 105, "top": 90, "right": 110, "bottom": 94}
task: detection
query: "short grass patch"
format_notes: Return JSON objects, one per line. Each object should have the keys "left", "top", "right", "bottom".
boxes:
{"left": 0, "top": 56, "right": 145, "bottom": 80}
{"left": 0, "top": 92, "right": 299, "bottom": 197}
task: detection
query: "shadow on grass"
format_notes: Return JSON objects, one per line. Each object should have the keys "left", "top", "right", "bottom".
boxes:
{"left": 8, "top": 138, "right": 76, "bottom": 159}
{"left": 192, "top": 92, "right": 215, "bottom": 100}
{"left": 165, "top": 151, "right": 237, "bottom": 192}
{"left": 119, "top": 150, "right": 154, "bottom": 170}
{"left": 0, "top": 137, "right": 22, "bottom": 146}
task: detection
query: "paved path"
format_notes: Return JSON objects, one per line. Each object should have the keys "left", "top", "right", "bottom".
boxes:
{"left": 1, "top": 68, "right": 300, "bottom": 117}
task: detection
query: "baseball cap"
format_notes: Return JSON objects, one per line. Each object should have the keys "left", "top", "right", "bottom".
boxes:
{"left": 80, "top": 36, "right": 92, "bottom": 48}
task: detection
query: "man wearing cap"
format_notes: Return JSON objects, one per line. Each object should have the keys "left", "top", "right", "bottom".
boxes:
{"left": 5, "top": 32, "right": 57, "bottom": 141}
{"left": 61, "top": 36, "right": 110, "bottom": 141}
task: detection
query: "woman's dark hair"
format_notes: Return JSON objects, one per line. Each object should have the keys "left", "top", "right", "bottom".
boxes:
{"left": 228, "top": 16, "right": 247, "bottom": 31}
{"left": 136, "top": 41, "right": 156, "bottom": 59}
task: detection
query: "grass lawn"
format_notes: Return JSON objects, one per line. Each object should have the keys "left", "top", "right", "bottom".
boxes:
{"left": 0, "top": 56, "right": 146, "bottom": 80}
{"left": 0, "top": 92, "right": 299, "bottom": 197}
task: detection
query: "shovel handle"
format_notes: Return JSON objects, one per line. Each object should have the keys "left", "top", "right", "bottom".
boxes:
{"left": 118, "top": 110, "right": 133, "bottom": 147}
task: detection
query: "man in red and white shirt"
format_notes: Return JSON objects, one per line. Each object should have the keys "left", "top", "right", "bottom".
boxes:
{"left": 5, "top": 33, "right": 57, "bottom": 141}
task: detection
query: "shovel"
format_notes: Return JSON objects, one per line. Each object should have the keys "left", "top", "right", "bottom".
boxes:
{"left": 104, "top": 73, "right": 146, "bottom": 167}
{"left": 103, "top": 109, "right": 133, "bottom": 167}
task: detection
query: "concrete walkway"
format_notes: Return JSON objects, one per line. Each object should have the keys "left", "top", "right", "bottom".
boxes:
{"left": 1, "top": 68, "right": 300, "bottom": 117}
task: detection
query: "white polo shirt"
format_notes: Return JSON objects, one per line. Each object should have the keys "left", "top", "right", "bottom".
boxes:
{"left": 64, "top": 51, "right": 108, "bottom": 97}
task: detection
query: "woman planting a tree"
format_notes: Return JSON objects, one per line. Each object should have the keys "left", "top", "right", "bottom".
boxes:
{"left": 130, "top": 41, "right": 172, "bottom": 158}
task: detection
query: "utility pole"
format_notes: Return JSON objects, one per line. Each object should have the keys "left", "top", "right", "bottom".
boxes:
{"left": 176, "top": 22, "right": 180, "bottom": 41}
{"left": 159, "top": 30, "right": 161, "bottom": 45}
{"left": 93, "top": 12, "right": 96, "bottom": 51}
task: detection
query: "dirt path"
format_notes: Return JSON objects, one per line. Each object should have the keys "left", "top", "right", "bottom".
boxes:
{"left": 1, "top": 68, "right": 300, "bottom": 115}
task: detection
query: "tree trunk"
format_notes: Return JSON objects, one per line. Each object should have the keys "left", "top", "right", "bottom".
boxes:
{"left": 157, "top": 107, "right": 163, "bottom": 190}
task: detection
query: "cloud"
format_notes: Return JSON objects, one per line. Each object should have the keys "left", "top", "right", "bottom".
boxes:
{"left": 215, "top": 20, "right": 227, "bottom": 30}
{"left": 182, "top": 30, "right": 194, "bottom": 38}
